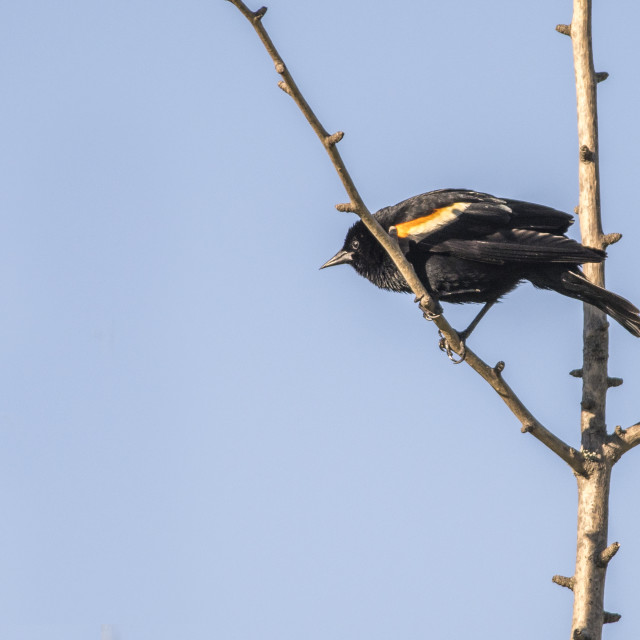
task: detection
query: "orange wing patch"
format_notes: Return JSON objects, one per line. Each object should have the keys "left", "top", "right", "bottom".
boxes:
{"left": 392, "top": 203, "right": 471, "bottom": 239}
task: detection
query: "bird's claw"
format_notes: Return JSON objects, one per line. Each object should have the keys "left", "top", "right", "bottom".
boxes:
{"left": 415, "top": 295, "right": 442, "bottom": 321}
{"left": 438, "top": 330, "right": 467, "bottom": 364}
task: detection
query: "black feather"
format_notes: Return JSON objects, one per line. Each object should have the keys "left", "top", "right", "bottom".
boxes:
{"left": 323, "top": 189, "right": 640, "bottom": 337}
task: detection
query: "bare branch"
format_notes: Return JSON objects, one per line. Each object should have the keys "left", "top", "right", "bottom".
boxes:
{"left": 463, "top": 351, "right": 587, "bottom": 475}
{"left": 608, "top": 422, "right": 640, "bottom": 463}
{"left": 622, "top": 423, "right": 640, "bottom": 448}
{"left": 226, "top": 0, "right": 445, "bottom": 325}
{"left": 553, "top": 575, "right": 575, "bottom": 590}
{"left": 227, "top": 0, "right": 587, "bottom": 475}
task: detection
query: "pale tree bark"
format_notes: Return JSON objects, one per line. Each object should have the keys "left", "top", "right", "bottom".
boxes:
{"left": 227, "top": 1, "right": 640, "bottom": 637}
{"left": 556, "top": 2, "right": 633, "bottom": 638}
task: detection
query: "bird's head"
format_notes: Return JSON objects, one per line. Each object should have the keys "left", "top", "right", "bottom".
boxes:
{"left": 320, "top": 221, "right": 408, "bottom": 292}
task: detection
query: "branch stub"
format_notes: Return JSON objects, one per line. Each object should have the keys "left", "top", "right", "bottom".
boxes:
{"left": 552, "top": 574, "right": 575, "bottom": 590}
{"left": 598, "top": 541, "right": 620, "bottom": 567}
{"left": 607, "top": 377, "right": 623, "bottom": 388}
{"left": 325, "top": 131, "right": 344, "bottom": 147}
{"left": 603, "top": 232, "right": 622, "bottom": 247}
{"left": 253, "top": 6, "right": 267, "bottom": 20}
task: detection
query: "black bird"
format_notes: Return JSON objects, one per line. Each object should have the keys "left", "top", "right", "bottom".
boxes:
{"left": 321, "top": 189, "right": 640, "bottom": 338}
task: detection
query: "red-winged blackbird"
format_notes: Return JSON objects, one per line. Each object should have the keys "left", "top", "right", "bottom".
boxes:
{"left": 321, "top": 189, "right": 640, "bottom": 338}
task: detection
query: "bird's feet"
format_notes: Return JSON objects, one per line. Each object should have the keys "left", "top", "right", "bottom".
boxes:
{"left": 438, "top": 330, "right": 466, "bottom": 364}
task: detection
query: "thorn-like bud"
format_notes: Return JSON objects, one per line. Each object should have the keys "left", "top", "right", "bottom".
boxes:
{"left": 580, "top": 145, "right": 595, "bottom": 162}
{"left": 277, "top": 81, "right": 292, "bottom": 95}
{"left": 494, "top": 361, "right": 505, "bottom": 375}
{"left": 570, "top": 369, "right": 583, "bottom": 378}
{"left": 335, "top": 202, "right": 356, "bottom": 213}
{"left": 552, "top": 575, "right": 575, "bottom": 590}
{"left": 598, "top": 542, "right": 620, "bottom": 567}
{"left": 614, "top": 425, "right": 626, "bottom": 437}
{"left": 556, "top": 24, "right": 572, "bottom": 36}
{"left": 521, "top": 423, "right": 534, "bottom": 434}
{"left": 603, "top": 612, "right": 621, "bottom": 624}
{"left": 603, "top": 232, "right": 622, "bottom": 246}
{"left": 325, "top": 131, "right": 344, "bottom": 147}
{"left": 274, "top": 61, "right": 285, "bottom": 74}
{"left": 607, "top": 377, "right": 623, "bottom": 388}
{"left": 595, "top": 71, "right": 609, "bottom": 83}
{"left": 573, "top": 629, "right": 590, "bottom": 640}
{"left": 253, "top": 6, "right": 267, "bottom": 20}
{"left": 574, "top": 205, "right": 580, "bottom": 215}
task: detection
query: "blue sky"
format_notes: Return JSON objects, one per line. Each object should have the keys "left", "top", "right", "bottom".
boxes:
{"left": 1, "top": 1, "right": 639, "bottom": 639}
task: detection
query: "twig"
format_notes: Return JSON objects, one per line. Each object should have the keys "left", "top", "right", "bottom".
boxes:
{"left": 226, "top": 0, "right": 586, "bottom": 475}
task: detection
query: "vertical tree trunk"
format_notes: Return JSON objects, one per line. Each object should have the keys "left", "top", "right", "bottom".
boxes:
{"left": 572, "top": 466, "right": 610, "bottom": 639}
{"left": 569, "top": 1, "right": 613, "bottom": 639}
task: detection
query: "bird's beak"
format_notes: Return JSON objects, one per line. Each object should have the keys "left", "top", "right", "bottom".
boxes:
{"left": 320, "top": 250, "right": 354, "bottom": 270}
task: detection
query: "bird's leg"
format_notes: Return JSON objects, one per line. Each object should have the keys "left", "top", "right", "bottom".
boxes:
{"left": 457, "top": 301, "right": 496, "bottom": 341}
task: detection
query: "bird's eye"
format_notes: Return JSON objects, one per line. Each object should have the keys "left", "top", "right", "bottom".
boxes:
{"left": 351, "top": 238, "right": 360, "bottom": 251}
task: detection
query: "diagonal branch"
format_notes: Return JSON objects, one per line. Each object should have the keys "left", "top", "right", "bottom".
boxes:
{"left": 225, "top": 0, "right": 444, "bottom": 324}
{"left": 226, "top": 0, "right": 586, "bottom": 476}
{"left": 608, "top": 423, "right": 640, "bottom": 463}
{"left": 465, "top": 353, "right": 586, "bottom": 475}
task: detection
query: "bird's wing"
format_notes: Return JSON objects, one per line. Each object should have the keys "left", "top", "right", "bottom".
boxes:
{"left": 388, "top": 199, "right": 512, "bottom": 244}
{"left": 430, "top": 229, "right": 606, "bottom": 265}
{"left": 504, "top": 199, "right": 574, "bottom": 233}
{"left": 381, "top": 190, "right": 574, "bottom": 243}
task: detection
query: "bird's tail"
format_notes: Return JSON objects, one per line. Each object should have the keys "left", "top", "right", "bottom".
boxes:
{"left": 552, "top": 270, "right": 640, "bottom": 337}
